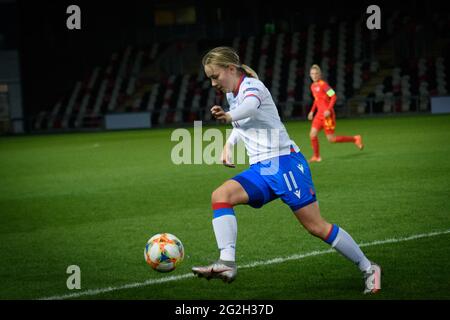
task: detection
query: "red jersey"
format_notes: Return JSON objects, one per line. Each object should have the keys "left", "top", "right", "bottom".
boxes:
{"left": 310, "top": 80, "right": 337, "bottom": 116}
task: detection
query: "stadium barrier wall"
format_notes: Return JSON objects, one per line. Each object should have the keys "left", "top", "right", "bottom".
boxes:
{"left": 430, "top": 96, "right": 450, "bottom": 114}
{"left": 28, "top": 95, "right": 435, "bottom": 133}
{"left": 104, "top": 112, "right": 152, "bottom": 130}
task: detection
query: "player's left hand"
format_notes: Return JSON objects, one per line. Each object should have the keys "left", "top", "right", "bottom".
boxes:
{"left": 221, "top": 143, "right": 236, "bottom": 168}
{"left": 324, "top": 110, "right": 331, "bottom": 118}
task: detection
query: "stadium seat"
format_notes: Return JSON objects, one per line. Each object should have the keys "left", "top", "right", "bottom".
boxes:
{"left": 30, "top": 12, "right": 449, "bottom": 131}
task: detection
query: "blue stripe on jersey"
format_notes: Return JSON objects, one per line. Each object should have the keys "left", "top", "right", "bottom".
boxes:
{"left": 243, "top": 87, "right": 260, "bottom": 93}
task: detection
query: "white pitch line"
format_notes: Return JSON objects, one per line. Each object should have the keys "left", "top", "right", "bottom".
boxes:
{"left": 39, "top": 229, "right": 450, "bottom": 300}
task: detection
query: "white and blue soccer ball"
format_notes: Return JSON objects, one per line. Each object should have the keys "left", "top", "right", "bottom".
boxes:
{"left": 144, "top": 233, "right": 184, "bottom": 272}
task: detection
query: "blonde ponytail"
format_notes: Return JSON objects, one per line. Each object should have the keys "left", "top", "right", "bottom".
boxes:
{"left": 241, "top": 64, "right": 259, "bottom": 79}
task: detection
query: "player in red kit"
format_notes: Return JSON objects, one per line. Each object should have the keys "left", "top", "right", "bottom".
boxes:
{"left": 307, "top": 65, "right": 363, "bottom": 162}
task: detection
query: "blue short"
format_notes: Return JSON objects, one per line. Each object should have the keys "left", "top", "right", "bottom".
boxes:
{"left": 231, "top": 151, "right": 317, "bottom": 211}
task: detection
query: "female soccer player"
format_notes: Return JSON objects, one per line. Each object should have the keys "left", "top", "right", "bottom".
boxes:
{"left": 191, "top": 47, "right": 381, "bottom": 294}
{"left": 308, "top": 64, "right": 363, "bottom": 162}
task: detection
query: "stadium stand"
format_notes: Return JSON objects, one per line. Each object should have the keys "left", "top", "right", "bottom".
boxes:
{"left": 33, "top": 43, "right": 163, "bottom": 130}
{"left": 28, "top": 8, "right": 449, "bottom": 132}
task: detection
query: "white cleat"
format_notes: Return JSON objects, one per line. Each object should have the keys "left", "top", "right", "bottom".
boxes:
{"left": 363, "top": 262, "right": 381, "bottom": 294}
{"left": 192, "top": 260, "right": 237, "bottom": 283}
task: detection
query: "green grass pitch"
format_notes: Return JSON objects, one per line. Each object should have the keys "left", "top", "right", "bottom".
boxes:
{"left": 0, "top": 114, "right": 449, "bottom": 300}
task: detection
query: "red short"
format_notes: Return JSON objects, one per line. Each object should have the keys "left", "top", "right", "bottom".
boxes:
{"left": 312, "top": 114, "right": 336, "bottom": 135}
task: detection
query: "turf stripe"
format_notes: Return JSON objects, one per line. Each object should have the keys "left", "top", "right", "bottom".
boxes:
{"left": 38, "top": 228, "right": 450, "bottom": 300}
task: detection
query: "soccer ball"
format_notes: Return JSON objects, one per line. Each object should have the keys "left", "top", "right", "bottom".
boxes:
{"left": 144, "top": 233, "right": 184, "bottom": 272}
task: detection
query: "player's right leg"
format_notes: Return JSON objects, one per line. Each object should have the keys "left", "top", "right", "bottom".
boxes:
{"left": 309, "top": 126, "right": 322, "bottom": 162}
{"left": 192, "top": 168, "right": 277, "bottom": 283}
{"left": 192, "top": 179, "right": 247, "bottom": 283}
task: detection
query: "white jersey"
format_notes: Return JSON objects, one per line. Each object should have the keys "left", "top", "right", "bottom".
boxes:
{"left": 226, "top": 76, "right": 300, "bottom": 164}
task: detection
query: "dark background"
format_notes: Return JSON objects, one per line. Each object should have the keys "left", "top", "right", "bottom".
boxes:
{"left": 0, "top": 0, "right": 448, "bottom": 118}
